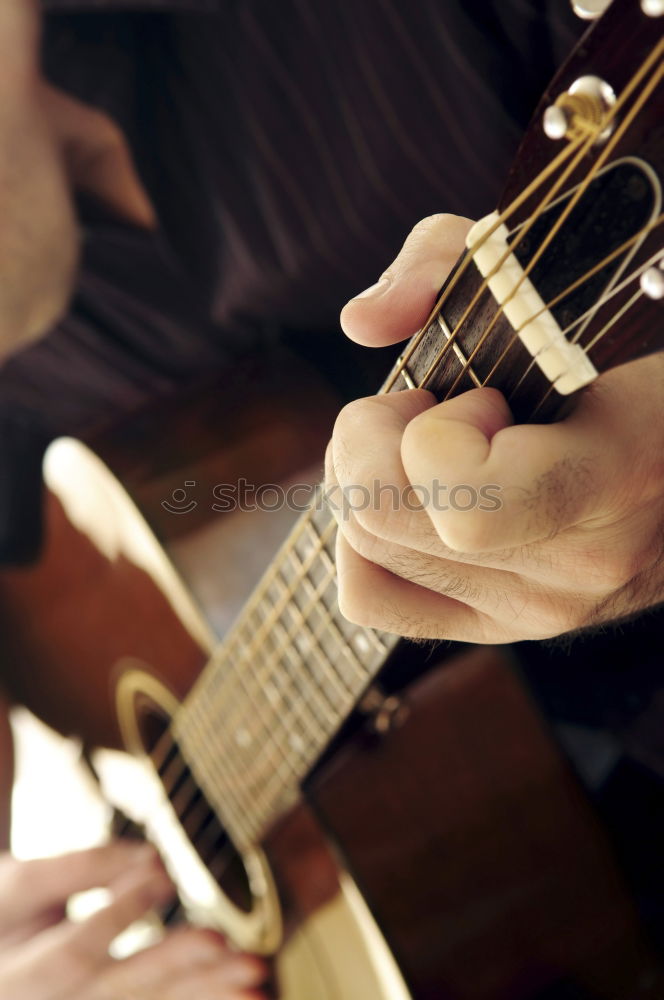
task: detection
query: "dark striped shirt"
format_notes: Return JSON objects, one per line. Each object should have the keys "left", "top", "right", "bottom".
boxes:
{"left": 0, "top": 0, "right": 583, "bottom": 560}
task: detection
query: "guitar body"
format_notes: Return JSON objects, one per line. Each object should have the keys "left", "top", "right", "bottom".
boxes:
{"left": 2, "top": 431, "right": 647, "bottom": 1000}
{"left": 118, "top": 647, "right": 656, "bottom": 1000}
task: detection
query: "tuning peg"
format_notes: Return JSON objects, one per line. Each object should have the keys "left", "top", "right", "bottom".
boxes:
{"left": 640, "top": 264, "right": 664, "bottom": 300}
{"left": 570, "top": 0, "right": 612, "bottom": 19}
{"left": 543, "top": 75, "right": 616, "bottom": 143}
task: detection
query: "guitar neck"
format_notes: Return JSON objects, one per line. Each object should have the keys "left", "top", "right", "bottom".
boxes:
{"left": 169, "top": 13, "right": 664, "bottom": 841}
{"left": 171, "top": 496, "right": 398, "bottom": 848}
{"left": 169, "top": 216, "right": 580, "bottom": 845}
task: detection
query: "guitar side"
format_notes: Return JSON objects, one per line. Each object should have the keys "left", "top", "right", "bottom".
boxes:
{"left": 117, "top": 645, "right": 661, "bottom": 1000}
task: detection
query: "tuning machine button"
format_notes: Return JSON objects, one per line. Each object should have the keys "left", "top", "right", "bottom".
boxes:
{"left": 570, "top": 0, "right": 613, "bottom": 18}
{"left": 543, "top": 75, "right": 616, "bottom": 144}
{"left": 640, "top": 263, "right": 664, "bottom": 300}
{"left": 641, "top": 0, "right": 664, "bottom": 14}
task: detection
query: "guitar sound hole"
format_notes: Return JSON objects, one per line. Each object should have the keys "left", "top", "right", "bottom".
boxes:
{"left": 145, "top": 716, "right": 253, "bottom": 915}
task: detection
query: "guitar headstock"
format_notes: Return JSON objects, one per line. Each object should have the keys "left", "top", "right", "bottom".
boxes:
{"left": 393, "top": 0, "right": 663, "bottom": 423}
{"left": 496, "top": 0, "right": 663, "bottom": 381}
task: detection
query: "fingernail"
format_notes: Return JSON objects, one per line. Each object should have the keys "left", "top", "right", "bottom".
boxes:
{"left": 352, "top": 276, "right": 390, "bottom": 300}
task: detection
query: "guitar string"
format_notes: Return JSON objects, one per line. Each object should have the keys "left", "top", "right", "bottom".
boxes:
{"left": 382, "top": 131, "right": 591, "bottom": 394}
{"left": 474, "top": 214, "right": 664, "bottom": 406}
{"left": 170, "top": 519, "right": 344, "bottom": 832}
{"left": 170, "top": 528, "right": 345, "bottom": 841}
{"left": 167, "top": 125, "right": 598, "bottom": 783}
{"left": 216, "top": 215, "right": 664, "bottom": 827}
{"left": 172, "top": 121, "right": 596, "bottom": 784}
{"left": 206, "top": 522, "right": 365, "bottom": 742}
{"left": 506, "top": 224, "right": 664, "bottom": 408}
{"left": 386, "top": 45, "right": 651, "bottom": 391}
{"left": 166, "top": 234, "right": 664, "bottom": 844}
{"left": 528, "top": 286, "right": 650, "bottom": 420}
{"left": 168, "top": 225, "right": 664, "bottom": 836}
{"left": 481, "top": 215, "right": 664, "bottom": 393}
{"left": 410, "top": 41, "right": 664, "bottom": 393}
{"left": 413, "top": 128, "right": 601, "bottom": 392}
{"left": 428, "top": 55, "right": 664, "bottom": 400}
{"left": 176, "top": 128, "right": 599, "bottom": 775}
{"left": 208, "top": 538, "right": 393, "bottom": 813}
{"left": 164, "top": 45, "right": 664, "bottom": 838}
{"left": 182, "top": 524, "right": 378, "bottom": 827}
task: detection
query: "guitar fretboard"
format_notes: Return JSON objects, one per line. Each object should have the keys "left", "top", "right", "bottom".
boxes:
{"left": 172, "top": 496, "right": 397, "bottom": 849}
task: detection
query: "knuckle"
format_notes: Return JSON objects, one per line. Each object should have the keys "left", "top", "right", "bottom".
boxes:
{"left": 89, "top": 109, "right": 126, "bottom": 149}
{"left": 334, "top": 396, "right": 373, "bottom": 439}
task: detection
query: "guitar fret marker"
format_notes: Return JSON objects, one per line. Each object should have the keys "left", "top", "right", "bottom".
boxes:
{"left": 353, "top": 632, "right": 372, "bottom": 656}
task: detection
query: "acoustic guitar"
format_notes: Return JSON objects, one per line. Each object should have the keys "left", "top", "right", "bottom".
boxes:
{"left": 2, "top": 0, "right": 663, "bottom": 996}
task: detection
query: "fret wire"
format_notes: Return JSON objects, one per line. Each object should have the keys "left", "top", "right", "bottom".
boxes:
{"left": 173, "top": 704, "right": 258, "bottom": 845}
{"left": 381, "top": 133, "right": 590, "bottom": 395}
{"left": 388, "top": 46, "right": 659, "bottom": 399}
{"left": 289, "top": 554, "right": 376, "bottom": 685}
{"left": 182, "top": 643, "right": 314, "bottom": 826}
{"left": 169, "top": 47, "right": 664, "bottom": 852}
{"left": 180, "top": 496, "right": 329, "bottom": 719}
{"left": 181, "top": 694, "right": 276, "bottom": 839}
{"left": 193, "top": 682, "right": 300, "bottom": 829}
{"left": 436, "top": 314, "right": 482, "bottom": 388}
{"left": 234, "top": 566, "right": 392, "bottom": 811}
{"left": 245, "top": 630, "right": 338, "bottom": 809}
{"left": 184, "top": 518, "right": 339, "bottom": 771}
{"left": 419, "top": 131, "right": 600, "bottom": 394}
{"left": 262, "top": 624, "right": 336, "bottom": 746}
{"left": 205, "top": 619, "right": 332, "bottom": 773}
{"left": 220, "top": 565, "right": 345, "bottom": 798}
{"left": 272, "top": 564, "right": 353, "bottom": 701}
{"left": 225, "top": 567, "right": 342, "bottom": 737}
{"left": 283, "top": 550, "right": 367, "bottom": 682}
{"left": 186, "top": 607, "right": 334, "bottom": 832}
{"left": 197, "top": 531, "right": 387, "bottom": 822}
{"left": 161, "top": 724, "right": 255, "bottom": 848}
{"left": 202, "top": 514, "right": 336, "bottom": 704}
{"left": 248, "top": 617, "right": 333, "bottom": 741}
